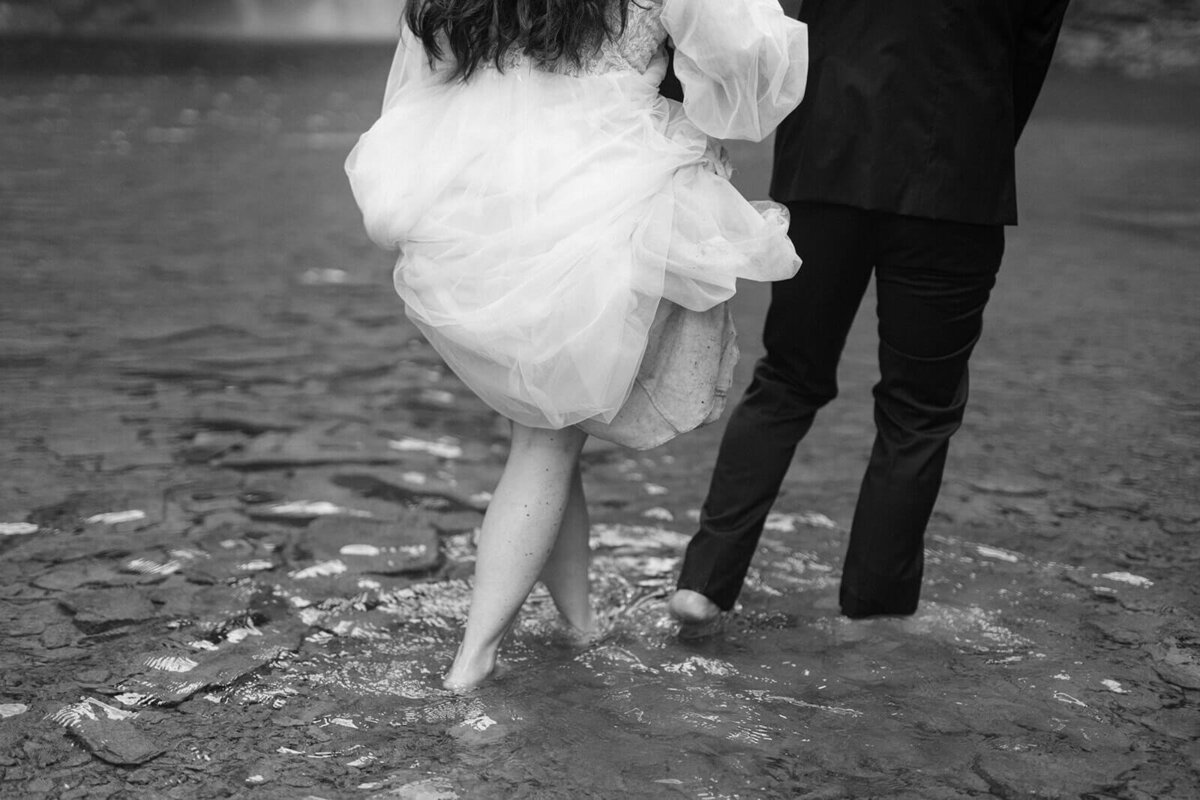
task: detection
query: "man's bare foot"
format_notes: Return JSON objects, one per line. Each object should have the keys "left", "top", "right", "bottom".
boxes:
{"left": 667, "top": 589, "right": 721, "bottom": 624}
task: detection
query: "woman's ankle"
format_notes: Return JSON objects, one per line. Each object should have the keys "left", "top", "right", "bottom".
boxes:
{"left": 556, "top": 600, "right": 595, "bottom": 634}
{"left": 443, "top": 643, "right": 499, "bottom": 692}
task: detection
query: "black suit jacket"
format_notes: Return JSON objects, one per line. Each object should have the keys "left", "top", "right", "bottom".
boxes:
{"left": 770, "top": 0, "right": 1069, "bottom": 225}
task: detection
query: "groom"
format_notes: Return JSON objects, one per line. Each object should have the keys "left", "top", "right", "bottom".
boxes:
{"left": 670, "top": 0, "right": 1071, "bottom": 621}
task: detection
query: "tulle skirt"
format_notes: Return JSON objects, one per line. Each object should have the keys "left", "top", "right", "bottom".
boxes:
{"left": 346, "top": 59, "right": 799, "bottom": 431}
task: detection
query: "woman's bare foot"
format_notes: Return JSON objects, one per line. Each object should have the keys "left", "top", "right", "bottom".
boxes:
{"left": 442, "top": 647, "right": 498, "bottom": 693}
{"left": 667, "top": 589, "right": 721, "bottom": 624}
{"left": 557, "top": 607, "right": 602, "bottom": 647}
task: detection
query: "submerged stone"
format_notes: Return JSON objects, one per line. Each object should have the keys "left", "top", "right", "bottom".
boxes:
{"left": 51, "top": 699, "right": 164, "bottom": 767}
{"left": 974, "top": 750, "right": 1133, "bottom": 799}
{"left": 119, "top": 625, "right": 301, "bottom": 706}
{"left": 1148, "top": 641, "right": 1200, "bottom": 690}
{"left": 70, "top": 716, "right": 166, "bottom": 766}
{"left": 33, "top": 561, "right": 126, "bottom": 592}
{"left": 304, "top": 515, "right": 439, "bottom": 575}
{"left": 220, "top": 431, "right": 408, "bottom": 470}
{"left": 61, "top": 587, "right": 158, "bottom": 632}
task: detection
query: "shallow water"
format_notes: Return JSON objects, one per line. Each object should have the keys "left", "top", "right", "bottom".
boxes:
{"left": 1, "top": 42, "right": 1199, "bottom": 799}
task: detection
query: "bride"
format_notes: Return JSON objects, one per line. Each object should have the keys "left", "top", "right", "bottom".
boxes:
{"left": 346, "top": 0, "right": 808, "bottom": 690}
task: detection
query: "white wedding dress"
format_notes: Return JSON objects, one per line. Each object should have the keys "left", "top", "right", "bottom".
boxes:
{"left": 346, "top": 0, "right": 808, "bottom": 432}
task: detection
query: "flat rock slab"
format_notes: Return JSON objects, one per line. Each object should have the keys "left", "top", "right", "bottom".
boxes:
{"left": 303, "top": 515, "right": 439, "bottom": 575}
{"left": 369, "top": 776, "right": 460, "bottom": 800}
{"left": 33, "top": 561, "right": 130, "bottom": 592}
{"left": 121, "top": 631, "right": 300, "bottom": 705}
{"left": 27, "top": 492, "right": 160, "bottom": 533}
{"left": 431, "top": 510, "right": 484, "bottom": 535}
{"left": 330, "top": 472, "right": 486, "bottom": 513}
{"left": 51, "top": 699, "right": 164, "bottom": 766}
{"left": 61, "top": 587, "right": 158, "bottom": 632}
{"left": 219, "top": 431, "right": 408, "bottom": 470}
{"left": 1148, "top": 641, "right": 1200, "bottom": 689}
{"left": 974, "top": 751, "right": 1134, "bottom": 799}
{"left": 70, "top": 715, "right": 166, "bottom": 766}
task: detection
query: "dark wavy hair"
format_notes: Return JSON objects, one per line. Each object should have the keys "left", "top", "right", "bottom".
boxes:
{"left": 405, "top": 0, "right": 630, "bottom": 81}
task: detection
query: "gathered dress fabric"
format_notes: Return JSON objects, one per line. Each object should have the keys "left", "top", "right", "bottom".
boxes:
{"left": 346, "top": 0, "right": 808, "bottom": 440}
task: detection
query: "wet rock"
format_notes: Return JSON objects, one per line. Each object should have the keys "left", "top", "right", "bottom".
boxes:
{"left": 1084, "top": 612, "right": 1165, "bottom": 646}
{"left": 149, "top": 581, "right": 239, "bottom": 621}
{"left": 22, "top": 734, "right": 69, "bottom": 769}
{"left": 249, "top": 500, "right": 373, "bottom": 523}
{"left": 386, "top": 435, "right": 466, "bottom": 461}
{"left": 121, "top": 550, "right": 187, "bottom": 580}
{"left": 84, "top": 510, "right": 157, "bottom": 533}
{"left": 75, "top": 668, "right": 111, "bottom": 686}
{"left": 304, "top": 515, "right": 439, "bottom": 575}
{"left": 125, "top": 769, "right": 154, "bottom": 784}
{"left": 270, "top": 700, "right": 341, "bottom": 728}
{"left": 973, "top": 751, "right": 1124, "bottom": 799}
{"left": 73, "top": 720, "right": 166, "bottom": 766}
{"left": 1147, "top": 640, "right": 1200, "bottom": 689}
{"left": 430, "top": 510, "right": 483, "bottom": 536}
{"left": 51, "top": 699, "right": 164, "bottom": 766}
{"left": 17, "top": 529, "right": 142, "bottom": 566}
{"left": 368, "top": 776, "right": 459, "bottom": 800}
{"left": 447, "top": 712, "right": 513, "bottom": 746}
{"left": 1071, "top": 487, "right": 1150, "bottom": 518}
{"left": 26, "top": 777, "right": 55, "bottom": 794}
{"left": 39, "top": 645, "right": 92, "bottom": 662}
{"left": 189, "top": 410, "right": 300, "bottom": 436}
{"left": 220, "top": 431, "right": 408, "bottom": 470}
{"left": 1140, "top": 707, "right": 1200, "bottom": 741}
{"left": 331, "top": 473, "right": 486, "bottom": 513}
{"left": 118, "top": 361, "right": 241, "bottom": 386}
{"left": 33, "top": 561, "right": 126, "bottom": 592}
{"left": 966, "top": 477, "right": 1049, "bottom": 497}
{"left": 120, "top": 630, "right": 298, "bottom": 705}
{"left": 194, "top": 509, "right": 253, "bottom": 535}
{"left": 43, "top": 421, "right": 148, "bottom": 461}
{"left": 2, "top": 613, "right": 47, "bottom": 637}
{"left": 245, "top": 756, "right": 284, "bottom": 784}
{"left": 793, "top": 787, "right": 851, "bottom": 800}
{"left": 25, "top": 494, "right": 121, "bottom": 532}
{"left": 60, "top": 587, "right": 158, "bottom": 632}
{"left": 166, "top": 480, "right": 246, "bottom": 515}
{"left": 179, "top": 431, "right": 249, "bottom": 463}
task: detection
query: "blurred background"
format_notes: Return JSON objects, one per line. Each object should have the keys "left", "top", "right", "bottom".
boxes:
{"left": 0, "top": 0, "right": 1198, "bottom": 77}
{"left": 0, "top": 0, "right": 398, "bottom": 41}
{"left": 0, "top": 0, "right": 1195, "bottom": 65}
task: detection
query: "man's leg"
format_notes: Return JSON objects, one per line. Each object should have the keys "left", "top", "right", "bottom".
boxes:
{"left": 675, "top": 202, "right": 875, "bottom": 613}
{"left": 839, "top": 214, "right": 1004, "bottom": 618}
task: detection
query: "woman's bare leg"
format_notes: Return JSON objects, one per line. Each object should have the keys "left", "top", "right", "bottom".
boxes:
{"left": 539, "top": 465, "right": 595, "bottom": 635}
{"left": 443, "top": 422, "right": 587, "bottom": 691}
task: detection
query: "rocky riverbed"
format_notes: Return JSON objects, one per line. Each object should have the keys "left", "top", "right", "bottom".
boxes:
{"left": 0, "top": 41, "right": 1198, "bottom": 800}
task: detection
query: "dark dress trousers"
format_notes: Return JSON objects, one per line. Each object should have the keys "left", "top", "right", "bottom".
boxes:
{"left": 677, "top": 0, "right": 1069, "bottom": 618}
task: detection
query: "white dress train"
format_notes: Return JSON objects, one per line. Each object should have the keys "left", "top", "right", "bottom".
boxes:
{"left": 346, "top": 0, "right": 808, "bottom": 438}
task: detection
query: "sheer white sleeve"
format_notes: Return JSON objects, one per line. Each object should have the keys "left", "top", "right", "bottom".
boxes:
{"left": 661, "top": 0, "right": 808, "bottom": 141}
{"left": 381, "top": 26, "right": 448, "bottom": 112}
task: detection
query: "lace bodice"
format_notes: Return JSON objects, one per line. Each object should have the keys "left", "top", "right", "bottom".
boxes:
{"left": 499, "top": 0, "right": 667, "bottom": 76}
{"left": 378, "top": 0, "right": 807, "bottom": 140}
